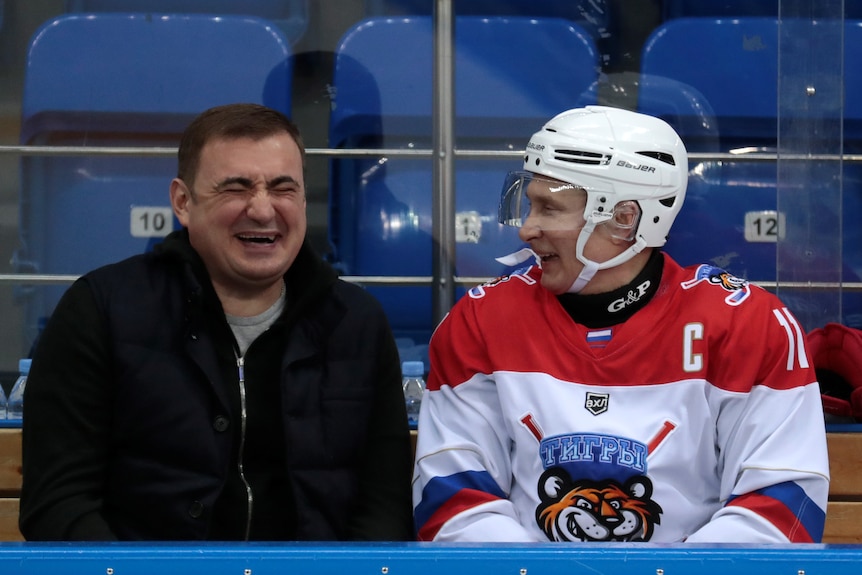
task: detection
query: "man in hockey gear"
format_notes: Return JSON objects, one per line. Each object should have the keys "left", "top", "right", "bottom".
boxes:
{"left": 413, "top": 106, "right": 829, "bottom": 544}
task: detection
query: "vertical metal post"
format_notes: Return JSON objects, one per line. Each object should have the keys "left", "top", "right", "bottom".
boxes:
{"left": 432, "top": 0, "right": 456, "bottom": 326}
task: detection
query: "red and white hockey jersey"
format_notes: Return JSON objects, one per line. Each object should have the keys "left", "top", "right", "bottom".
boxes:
{"left": 412, "top": 255, "right": 830, "bottom": 543}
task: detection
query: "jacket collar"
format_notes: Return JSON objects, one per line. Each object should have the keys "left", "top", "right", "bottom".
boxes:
{"left": 154, "top": 228, "right": 339, "bottom": 319}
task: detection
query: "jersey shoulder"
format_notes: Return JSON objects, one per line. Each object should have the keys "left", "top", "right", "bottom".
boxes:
{"left": 435, "top": 265, "right": 550, "bottom": 343}
{"left": 460, "top": 265, "right": 546, "bottom": 307}
{"left": 665, "top": 258, "right": 784, "bottom": 314}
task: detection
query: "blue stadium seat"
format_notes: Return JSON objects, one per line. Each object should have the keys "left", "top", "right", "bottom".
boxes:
{"left": 329, "top": 16, "right": 599, "bottom": 342}
{"left": 638, "top": 17, "right": 862, "bottom": 328}
{"left": 363, "top": 0, "right": 612, "bottom": 41}
{"left": 639, "top": 18, "right": 788, "bottom": 150}
{"left": 17, "top": 13, "right": 292, "bottom": 344}
{"left": 64, "top": 0, "right": 309, "bottom": 44}
{"left": 639, "top": 17, "right": 862, "bottom": 149}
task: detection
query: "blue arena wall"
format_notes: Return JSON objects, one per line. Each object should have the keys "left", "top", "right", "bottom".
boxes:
{"left": 0, "top": 543, "right": 860, "bottom": 574}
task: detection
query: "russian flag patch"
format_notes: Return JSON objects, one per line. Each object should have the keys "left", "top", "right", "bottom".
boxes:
{"left": 586, "top": 328, "right": 612, "bottom": 347}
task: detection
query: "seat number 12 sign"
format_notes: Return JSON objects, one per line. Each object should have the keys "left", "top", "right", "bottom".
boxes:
{"left": 744, "top": 210, "right": 785, "bottom": 243}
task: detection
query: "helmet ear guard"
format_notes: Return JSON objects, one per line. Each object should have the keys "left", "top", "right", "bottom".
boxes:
{"left": 607, "top": 201, "right": 641, "bottom": 242}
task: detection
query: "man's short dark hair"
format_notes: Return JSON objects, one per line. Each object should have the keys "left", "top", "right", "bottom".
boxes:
{"left": 177, "top": 103, "right": 305, "bottom": 188}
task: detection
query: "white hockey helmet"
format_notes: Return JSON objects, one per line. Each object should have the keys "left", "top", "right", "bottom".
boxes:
{"left": 498, "top": 105, "right": 688, "bottom": 292}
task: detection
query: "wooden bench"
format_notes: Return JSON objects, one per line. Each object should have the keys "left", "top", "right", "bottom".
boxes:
{"left": 822, "top": 432, "right": 862, "bottom": 543}
{"left": 1, "top": 428, "right": 859, "bottom": 542}
{"left": 0, "top": 428, "right": 21, "bottom": 541}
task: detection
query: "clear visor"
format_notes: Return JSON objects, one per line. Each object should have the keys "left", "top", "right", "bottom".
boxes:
{"left": 498, "top": 171, "right": 528, "bottom": 227}
{"left": 498, "top": 171, "right": 580, "bottom": 228}
{"left": 498, "top": 170, "right": 640, "bottom": 240}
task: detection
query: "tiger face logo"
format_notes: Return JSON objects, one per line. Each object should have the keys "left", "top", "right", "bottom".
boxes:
{"left": 536, "top": 467, "right": 662, "bottom": 542}
{"left": 710, "top": 270, "right": 747, "bottom": 291}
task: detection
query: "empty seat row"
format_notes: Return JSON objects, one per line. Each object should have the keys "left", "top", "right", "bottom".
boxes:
{"left": 14, "top": 12, "right": 862, "bottom": 348}
{"left": 638, "top": 17, "right": 862, "bottom": 329}
{"left": 328, "top": 15, "right": 862, "bottom": 340}
{"left": 328, "top": 16, "right": 600, "bottom": 342}
{"left": 63, "top": 0, "right": 309, "bottom": 43}
{"left": 16, "top": 13, "right": 293, "bottom": 344}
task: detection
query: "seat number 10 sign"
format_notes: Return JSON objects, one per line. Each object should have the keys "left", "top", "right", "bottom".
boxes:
{"left": 130, "top": 206, "right": 174, "bottom": 238}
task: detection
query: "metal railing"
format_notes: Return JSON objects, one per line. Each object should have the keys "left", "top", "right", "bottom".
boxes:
{"left": 0, "top": 143, "right": 860, "bottom": 297}
{"left": 0, "top": 0, "right": 858, "bottom": 326}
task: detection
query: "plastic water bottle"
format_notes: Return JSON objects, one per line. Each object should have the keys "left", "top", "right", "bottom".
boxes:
{"left": 0, "top": 376, "right": 6, "bottom": 420}
{"left": 7, "top": 359, "right": 31, "bottom": 421}
{"left": 402, "top": 360, "right": 426, "bottom": 429}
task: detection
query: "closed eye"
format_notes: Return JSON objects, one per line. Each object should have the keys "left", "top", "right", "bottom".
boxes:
{"left": 216, "top": 177, "right": 254, "bottom": 194}
{"left": 268, "top": 176, "right": 302, "bottom": 195}
{"left": 270, "top": 185, "right": 300, "bottom": 195}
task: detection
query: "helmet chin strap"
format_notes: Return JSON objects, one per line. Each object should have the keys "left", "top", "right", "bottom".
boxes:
{"left": 567, "top": 261, "right": 599, "bottom": 293}
{"left": 493, "top": 223, "right": 647, "bottom": 294}
{"left": 567, "top": 222, "right": 648, "bottom": 293}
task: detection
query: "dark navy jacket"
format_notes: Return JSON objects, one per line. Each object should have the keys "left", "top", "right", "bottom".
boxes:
{"left": 20, "top": 230, "right": 414, "bottom": 541}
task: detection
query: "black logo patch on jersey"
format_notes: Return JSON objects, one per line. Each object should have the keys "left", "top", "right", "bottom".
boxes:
{"left": 585, "top": 392, "right": 609, "bottom": 415}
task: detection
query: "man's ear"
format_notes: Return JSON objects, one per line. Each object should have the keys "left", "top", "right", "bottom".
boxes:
{"left": 169, "top": 178, "right": 192, "bottom": 227}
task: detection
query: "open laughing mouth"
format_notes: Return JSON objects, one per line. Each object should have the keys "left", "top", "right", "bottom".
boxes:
{"left": 237, "top": 234, "right": 277, "bottom": 244}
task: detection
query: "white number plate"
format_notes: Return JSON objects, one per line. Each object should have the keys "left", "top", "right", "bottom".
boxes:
{"left": 744, "top": 210, "right": 785, "bottom": 242}
{"left": 130, "top": 206, "right": 174, "bottom": 238}
{"left": 455, "top": 211, "right": 482, "bottom": 243}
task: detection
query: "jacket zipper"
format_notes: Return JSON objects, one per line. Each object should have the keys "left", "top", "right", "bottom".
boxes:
{"left": 236, "top": 355, "right": 254, "bottom": 540}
